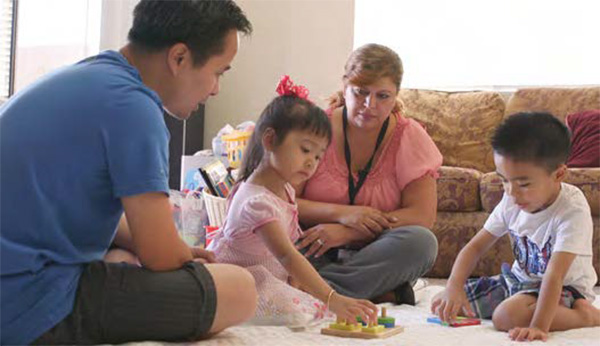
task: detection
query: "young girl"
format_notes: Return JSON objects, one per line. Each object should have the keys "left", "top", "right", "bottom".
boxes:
{"left": 207, "top": 76, "right": 378, "bottom": 326}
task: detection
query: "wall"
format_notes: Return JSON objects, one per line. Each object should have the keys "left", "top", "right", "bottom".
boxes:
{"left": 204, "top": 0, "right": 355, "bottom": 148}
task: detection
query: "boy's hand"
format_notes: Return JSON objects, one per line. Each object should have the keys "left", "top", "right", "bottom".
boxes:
{"left": 508, "top": 326, "right": 548, "bottom": 342}
{"left": 430, "top": 286, "right": 475, "bottom": 322}
{"left": 329, "top": 292, "right": 378, "bottom": 325}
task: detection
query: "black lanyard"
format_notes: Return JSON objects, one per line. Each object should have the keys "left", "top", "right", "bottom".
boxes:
{"left": 342, "top": 106, "right": 390, "bottom": 205}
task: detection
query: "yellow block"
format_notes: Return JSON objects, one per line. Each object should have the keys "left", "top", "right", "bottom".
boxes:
{"left": 362, "top": 325, "right": 385, "bottom": 334}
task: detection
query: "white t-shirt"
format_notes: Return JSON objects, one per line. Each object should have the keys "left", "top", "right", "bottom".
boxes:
{"left": 484, "top": 182, "right": 597, "bottom": 301}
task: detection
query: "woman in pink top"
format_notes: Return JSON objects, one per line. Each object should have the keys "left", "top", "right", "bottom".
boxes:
{"left": 208, "top": 77, "right": 377, "bottom": 327}
{"left": 297, "top": 44, "right": 443, "bottom": 305}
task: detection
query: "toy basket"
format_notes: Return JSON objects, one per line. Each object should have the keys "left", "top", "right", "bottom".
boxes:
{"left": 222, "top": 130, "right": 252, "bottom": 168}
{"left": 202, "top": 189, "right": 228, "bottom": 227}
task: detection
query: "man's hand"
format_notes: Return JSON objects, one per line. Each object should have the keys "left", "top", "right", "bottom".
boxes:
{"left": 190, "top": 247, "right": 216, "bottom": 264}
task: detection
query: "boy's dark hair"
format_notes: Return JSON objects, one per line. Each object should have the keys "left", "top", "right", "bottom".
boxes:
{"left": 128, "top": 0, "right": 252, "bottom": 67}
{"left": 238, "top": 97, "right": 332, "bottom": 182}
{"left": 492, "top": 112, "right": 571, "bottom": 172}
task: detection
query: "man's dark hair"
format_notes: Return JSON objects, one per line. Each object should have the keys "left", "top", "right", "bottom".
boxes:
{"left": 128, "top": 0, "right": 252, "bottom": 66}
{"left": 492, "top": 112, "right": 571, "bottom": 172}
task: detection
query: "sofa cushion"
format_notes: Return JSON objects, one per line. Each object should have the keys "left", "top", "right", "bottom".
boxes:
{"left": 437, "top": 166, "right": 482, "bottom": 212}
{"left": 566, "top": 110, "right": 600, "bottom": 168}
{"left": 428, "top": 211, "right": 513, "bottom": 278}
{"left": 480, "top": 169, "right": 600, "bottom": 217}
{"left": 399, "top": 89, "right": 505, "bottom": 173}
{"left": 505, "top": 87, "right": 600, "bottom": 123}
{"left": 480, "top": 172, "right": 504, "bottom": 213}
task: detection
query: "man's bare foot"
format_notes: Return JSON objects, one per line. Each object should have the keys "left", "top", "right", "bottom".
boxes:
{"left": 573, "top": 299, "right": 600, "bottom": 327}
{"left": 104, "top": 248, "right": 140, "bottom": 265}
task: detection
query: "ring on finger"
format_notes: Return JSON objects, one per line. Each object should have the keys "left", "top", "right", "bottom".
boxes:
{"left": 316, "top": 238, "right": 325, "bottom": 246}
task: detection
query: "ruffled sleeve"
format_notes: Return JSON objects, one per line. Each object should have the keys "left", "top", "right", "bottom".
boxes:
{"left": 395, "top": 118, "right": 443, "bottom": 190}
{"left": 240, "top": 195, "right": 280, "bottom": 233}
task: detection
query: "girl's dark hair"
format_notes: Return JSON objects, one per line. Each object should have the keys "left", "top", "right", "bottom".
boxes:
{"left": 492, "top": 112, "right": 571, "bottom": 172}
{"left": 238, "top": 96, "right": 332, "bottom": 182}
{"left": 128, "top": 0, "right": 252, "bottom": 67}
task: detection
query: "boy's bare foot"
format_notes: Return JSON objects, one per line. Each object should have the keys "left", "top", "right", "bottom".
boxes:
{"left": 573, "top": 299, "right": 600, "bottom": 327}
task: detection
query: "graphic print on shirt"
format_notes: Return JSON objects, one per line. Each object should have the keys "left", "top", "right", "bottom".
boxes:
{"left": 510, "top": 230, "right": 553, "bottom": 276}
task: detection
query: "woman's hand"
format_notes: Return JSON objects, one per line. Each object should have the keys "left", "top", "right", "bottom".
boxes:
{"left": 430, "top": 285, "right": 475, "bottom": 323}
{"left": 296, "top": 223, "right": 367, "bottom": 258}
{"left": 190, "top": 247, "right": 216, "bottom": 264}
{"left": 329, "top": 292, "right": 378, "bottom": 325}
{"left": 337, "top": 205, "right": 397, "bottom": 236}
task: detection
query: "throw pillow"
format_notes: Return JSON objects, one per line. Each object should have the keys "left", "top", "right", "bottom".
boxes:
{"left": 566, "top": 110, "right": 600, "bottom": 168}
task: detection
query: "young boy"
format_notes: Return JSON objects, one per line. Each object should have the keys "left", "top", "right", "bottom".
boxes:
{"left": 431, "top": 112, "right": 599, "bottom": 342}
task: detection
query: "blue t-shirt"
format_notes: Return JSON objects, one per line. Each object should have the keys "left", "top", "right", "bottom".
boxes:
{"left": 0, "top": 51, "right": 170, "bottom": 344}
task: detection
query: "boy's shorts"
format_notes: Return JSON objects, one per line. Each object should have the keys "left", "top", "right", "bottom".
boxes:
{"left": 465, "top": 263, "right": 585, "bottom": 319}
{"left": 32, "top": 260, "right": 217, "bottom": 344}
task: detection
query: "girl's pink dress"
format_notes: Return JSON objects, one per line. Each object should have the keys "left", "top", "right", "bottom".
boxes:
{"left": 303, "top": 110, "right": 443, "bottom": 210}
{"left": 207, "top": 182, "right": 331, "bottom": 326}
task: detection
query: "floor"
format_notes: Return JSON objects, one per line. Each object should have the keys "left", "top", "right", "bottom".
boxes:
{"left": 126, "top": 279, "right": 600, "bottom": 346}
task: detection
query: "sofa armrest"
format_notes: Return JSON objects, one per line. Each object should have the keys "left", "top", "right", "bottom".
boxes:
{"left": 565, "top": 168, "right": 600, "bottom": 217}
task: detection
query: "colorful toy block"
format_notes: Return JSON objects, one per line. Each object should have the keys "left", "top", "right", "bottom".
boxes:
{"left": 377, "top": 307, "right": 396, "bottom": 328}
{"left": 321, "top": 308, "right": 404, "bottom": 339}
{"left": 427, "top": 316, "right": 481, "bottom": 327}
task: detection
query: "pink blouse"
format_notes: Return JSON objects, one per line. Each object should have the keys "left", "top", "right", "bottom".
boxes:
{"left": 302, "top": 111, "right": 443, "bottom": 212}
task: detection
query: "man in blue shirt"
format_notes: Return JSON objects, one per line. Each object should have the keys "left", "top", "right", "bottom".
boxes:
{"left": 0, "top": 1, "right": 256, "bottom": 344}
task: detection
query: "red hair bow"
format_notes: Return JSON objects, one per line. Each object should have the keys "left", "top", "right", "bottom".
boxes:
{"left": 276, "top": 75, "right": 310, "bottom": 100}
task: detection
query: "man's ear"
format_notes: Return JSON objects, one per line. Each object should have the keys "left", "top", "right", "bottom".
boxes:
{"left": 166, "top": 43, "right": 191, "bottom": 76}
{"left": 554, "top": 164, "right": 568, "bottom": 182}
{"left": 262, "top": 128, "right": 276, "bottom": 152}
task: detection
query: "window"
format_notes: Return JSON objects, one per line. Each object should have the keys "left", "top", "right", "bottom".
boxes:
{"left": 13, "top": 0, "right": 101, "bottom": 92}
{"left": 0, "top": 0, "right": 15, "bottom": 101}
{"left": 354, "top": 0, "right": 600, "bottom": 90}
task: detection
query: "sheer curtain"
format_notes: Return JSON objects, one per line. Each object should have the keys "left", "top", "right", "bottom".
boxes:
{"left": 354, "top": 0, "right": 600, "bottom": 90}
{"left": 13, "top": 0, "right": 101, "bottom": 92}
{"left": 0, "top": 0, "right": 14, "bottom": 100}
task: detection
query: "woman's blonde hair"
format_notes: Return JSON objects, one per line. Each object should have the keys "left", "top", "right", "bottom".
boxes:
{"left": 328, "top": 44, "right": 404, "bottom": 113}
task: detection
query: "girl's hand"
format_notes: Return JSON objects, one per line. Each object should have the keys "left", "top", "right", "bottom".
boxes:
{"left": 338, "top": 206, "right": 397, "bottom": 236}
{"left": 329, "top": 292, "right": 378, "bottom": 325}
{"left": 508, "top": 326, "right": 548, "bottom": 342}
{"left": 430, "top": 285, "right": 475, "bottom": 323}
{"left": 190, "top": 247, "right": 216, "bottom": 264}
{"left": 296, "top": 224, "right": 364, "bottom": 258}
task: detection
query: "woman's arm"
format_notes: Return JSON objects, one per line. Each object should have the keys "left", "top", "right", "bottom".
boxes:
{"left": 385, "top": 174, "right": 437, "bottom": 229}
{"left": 296, "top": 198, "right": 347, "bottom": 227}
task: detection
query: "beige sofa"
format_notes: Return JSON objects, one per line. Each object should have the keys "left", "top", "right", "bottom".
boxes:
{"left": 399, "top": 87, "right": 600, "bottom": 281}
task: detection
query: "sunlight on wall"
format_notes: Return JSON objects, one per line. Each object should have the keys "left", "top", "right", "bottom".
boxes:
{"left": 355, "top": 0, "right": 600, "bottom": 89}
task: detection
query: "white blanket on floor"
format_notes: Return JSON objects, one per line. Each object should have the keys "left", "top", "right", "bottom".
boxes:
{"left": 128, "top": 281, "right": 600, "bottom": 346}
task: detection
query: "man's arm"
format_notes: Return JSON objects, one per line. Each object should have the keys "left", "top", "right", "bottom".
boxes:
{"left": 112, "top": 215, "right": 134, "bottom": 252}
{"left": 121, "top": 192, "right": 193, "bottom": 271}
